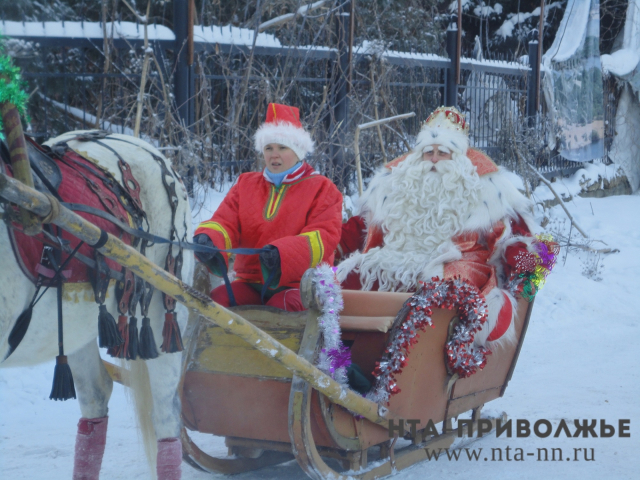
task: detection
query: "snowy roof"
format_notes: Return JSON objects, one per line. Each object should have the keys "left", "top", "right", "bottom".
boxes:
{"left": 354, "top": 40, "right": 448, "bottom": 63}
{"left": 0, "top": 21, "right": 281, "bottom": 48}
{"left": 2, "top": 20, "right": 527, "bottom": 71}
{"left": 0, "top": 21, "right": 174, "bottom": 41}
{"left": 460, "top": 57, "right": 528, "bottom": 72}
{"left": 353, "top": 40, "right": 529, "bottom": 73}
{"left": 192, "top": 25, "right": 281, "bottom": 48}
{"left": 353, "top": 41, "right": 528, "bottom": 73}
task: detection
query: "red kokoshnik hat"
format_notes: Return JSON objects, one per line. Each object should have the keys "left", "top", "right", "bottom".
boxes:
{"left": 254, "top": 103, "right": 314, "bottom": 160}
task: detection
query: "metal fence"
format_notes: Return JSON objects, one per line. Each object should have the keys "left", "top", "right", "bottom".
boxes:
{"left": 2, "top": 17, "right": 615, "bottom": 186}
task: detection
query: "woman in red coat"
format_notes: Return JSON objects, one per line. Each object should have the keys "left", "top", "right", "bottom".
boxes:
{"left": 193, "top": 103, "right": 343, "bottom": 311}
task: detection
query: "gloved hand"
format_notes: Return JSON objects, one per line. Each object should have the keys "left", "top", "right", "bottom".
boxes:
{"left": 193, "top": 233, "right": 227, "bottom": 275}
{"left": 259, "top": 245, "right": 281, "bottom": 288}
{"left": 194, "top": 234, "right": 215, "bottom": 263}
{"left": 260, "top": 245, "right": 280, "bottom": 271}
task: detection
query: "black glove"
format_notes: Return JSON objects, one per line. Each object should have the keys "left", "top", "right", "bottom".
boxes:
{"left": 194, "top": 234, "right": 215, "bottom": 263}
{"left": 260, "top": 245, "right": 280, "bottom": 271}
{"left": 259, "top": 245, "right": 281, "bottom": 288}
{"left": 193, "top": 233, "right": 227, "bottom": 275}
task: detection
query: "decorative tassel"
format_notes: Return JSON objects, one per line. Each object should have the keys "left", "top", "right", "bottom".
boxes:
{"left": 5, "top": 305, "right": 33, "bottom": 360}
{"left": 160, "top": 312, "right": 183, "bottom": 354}
{"left": 107, "top": 315, "right": 129, "bottom": 358}
{"left": 138, "top": 316, "right": 159, "bottom": 360}
{"left": 5, "top": 282, "right": 41, "bottom": 360}
{"left": 50, "top": 355, "right": 76, "bottom": 401}
{"left": 127, "top": 316, "right": 139, "bottom": 360}
{"left": 98, "top": 305, "right": 123, "bottom": 349}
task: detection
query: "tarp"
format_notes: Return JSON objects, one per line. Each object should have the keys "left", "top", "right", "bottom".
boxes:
{"left": 543, "top": 0, "right": 604, "bottom": 162}
{"left": 601, "top": 0, "right": 640, "bottom": 96}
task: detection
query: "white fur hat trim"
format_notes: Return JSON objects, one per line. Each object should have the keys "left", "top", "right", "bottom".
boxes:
{"left": 254, "top": 121, "right": 314, "bottom": 161}
{"left": 414, "top": 125, "right": 469, "bottom": 156}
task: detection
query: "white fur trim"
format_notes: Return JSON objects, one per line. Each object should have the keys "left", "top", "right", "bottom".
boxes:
{"left": 414, "top": 125, "right": 469, "bottom": 156}
{"left": 461, "top": 167, "right": 535, "bottom": 233}
{"left": 421, "top": 240, "right": 461, "bottom": 279}
{"left": 254, "top": 121, "right": 314, "bottom": 160}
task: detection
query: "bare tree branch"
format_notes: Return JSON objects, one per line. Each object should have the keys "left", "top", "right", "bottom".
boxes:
{"left": 524, "top": 162, "right": 588, "bottom": 238}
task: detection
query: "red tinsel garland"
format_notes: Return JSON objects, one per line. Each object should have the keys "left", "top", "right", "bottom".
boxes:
{"left": 368, "top": 277, "right": 490, "bottom": 405}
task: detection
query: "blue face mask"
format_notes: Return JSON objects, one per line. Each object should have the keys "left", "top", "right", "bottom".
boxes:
{"left": 264, "top": 162, "right": 302, "bottom": 187}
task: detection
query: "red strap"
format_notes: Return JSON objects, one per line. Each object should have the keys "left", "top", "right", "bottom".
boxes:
{"left": 35, "top": 263, "right": 71, "bottom": 280}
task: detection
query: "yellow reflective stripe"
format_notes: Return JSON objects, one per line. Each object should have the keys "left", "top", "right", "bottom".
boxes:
{"left": 264, "top": 185, "right": 288, "bottom": 220}
{"left": 198, "top": 221, "right": 232, "bottom": 250}
{"left": 300, "top": 230, "right": 324, "bottom": 267}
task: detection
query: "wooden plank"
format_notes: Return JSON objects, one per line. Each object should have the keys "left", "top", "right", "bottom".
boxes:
{"left": 102, "top": 361, "right": 128, "bottom": 386}
{"left": 191, "top": 324, "right": 302, "bottom": 378}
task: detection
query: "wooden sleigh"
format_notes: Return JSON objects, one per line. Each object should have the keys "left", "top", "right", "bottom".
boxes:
{"left": 0, "top": 173, "right": 533, "bottom": 480}
{"left": 179, "top": 266, "right": 534, "bottom": 479}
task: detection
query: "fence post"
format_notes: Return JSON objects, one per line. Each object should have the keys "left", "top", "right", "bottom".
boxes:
{"left": 445, "top": 18, "right": 459, "bottom": 108}
{"left": 526, "top": 31, "right": 540, "bottom": 121}
{"left": 173, "top": 0, "right": 192, "bottom": 128}
{"left": 330, "top": 0, "right": 353, "bottom": 190}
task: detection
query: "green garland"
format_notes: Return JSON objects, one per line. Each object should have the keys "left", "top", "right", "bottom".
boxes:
{"left": 0, "top": 52, "right": 30, "bottom": 142}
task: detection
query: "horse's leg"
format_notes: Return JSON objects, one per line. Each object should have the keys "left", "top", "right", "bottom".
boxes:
{"left": 67, "top": 340, "right": 113, "bottom": 480}
{"left": 145, "top": 352, "right": 183, "bottom": 480}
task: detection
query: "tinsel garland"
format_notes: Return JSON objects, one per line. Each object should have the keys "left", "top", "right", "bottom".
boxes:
{"left": 0, "top": 53, "right": 30, "bottom": 141}
{"left": 508, "top": 234, "right": 560, "bottom": 301}
{"left": 314, "top": 264, "right": 351, "bottom": 385}
{"left": 366, "top": 277, "right": 489, "bottom": 405}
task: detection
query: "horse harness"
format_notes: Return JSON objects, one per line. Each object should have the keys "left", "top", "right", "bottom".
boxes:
{"left": 1, "top": 131, "right": 186, "bottom": 367}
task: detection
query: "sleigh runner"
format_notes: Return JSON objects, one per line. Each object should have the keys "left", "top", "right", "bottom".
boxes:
{"left": 1, "top": 159, "right": 534, "bottom": 480}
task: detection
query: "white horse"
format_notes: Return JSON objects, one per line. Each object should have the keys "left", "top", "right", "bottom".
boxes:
{"left": 0, "top": 131, "right": 194, "bottom": 479}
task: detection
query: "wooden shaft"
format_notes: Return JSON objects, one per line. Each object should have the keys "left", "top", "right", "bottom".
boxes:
{"left": 353, "top": 112, "right": 415, "bottom": 196}
{"left": 0, "top": 172, "right": 391, "bottom": 426}
{"left": 354, "top": 127, "right": 363, "bottom": 196}
{"left": 0, "top": 102, "right": 41, "bottom": 235}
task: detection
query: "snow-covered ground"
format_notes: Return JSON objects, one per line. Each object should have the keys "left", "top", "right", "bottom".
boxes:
{"left": 1, "top": 188, "right": 639, "bottom": 479}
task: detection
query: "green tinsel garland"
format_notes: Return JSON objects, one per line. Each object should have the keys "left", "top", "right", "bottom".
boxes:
{"left": 0, "top": 53, "right": 30, "bottom": 141}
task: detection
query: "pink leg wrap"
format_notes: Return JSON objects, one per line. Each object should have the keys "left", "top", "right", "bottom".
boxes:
{"left": 157, "top": 437, "right": 182, "bottom": 480}
{"left": 72, "top": 416, "right": 108, "bottom": 480}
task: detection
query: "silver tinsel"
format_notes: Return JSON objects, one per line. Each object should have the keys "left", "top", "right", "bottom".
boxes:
{"left": 367, "top": 277, "right": 490, "bottom": 405}
{"left": 314, "top": 264, "right": 349, "bottom": 385}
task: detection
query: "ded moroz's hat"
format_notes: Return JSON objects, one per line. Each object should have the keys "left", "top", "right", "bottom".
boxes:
{"left": 386, "top": 106, "right": 498, "bottom": 175}
{"left": 415, "top": 106, "right": 470, "bottom": 155}
{"left": 254, "top": 103, "right": 314, "bottom": 161}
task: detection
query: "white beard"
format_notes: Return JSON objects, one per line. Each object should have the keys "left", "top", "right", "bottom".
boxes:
{"left": 337, "top": 152, "right": 482, "bottom": 291}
